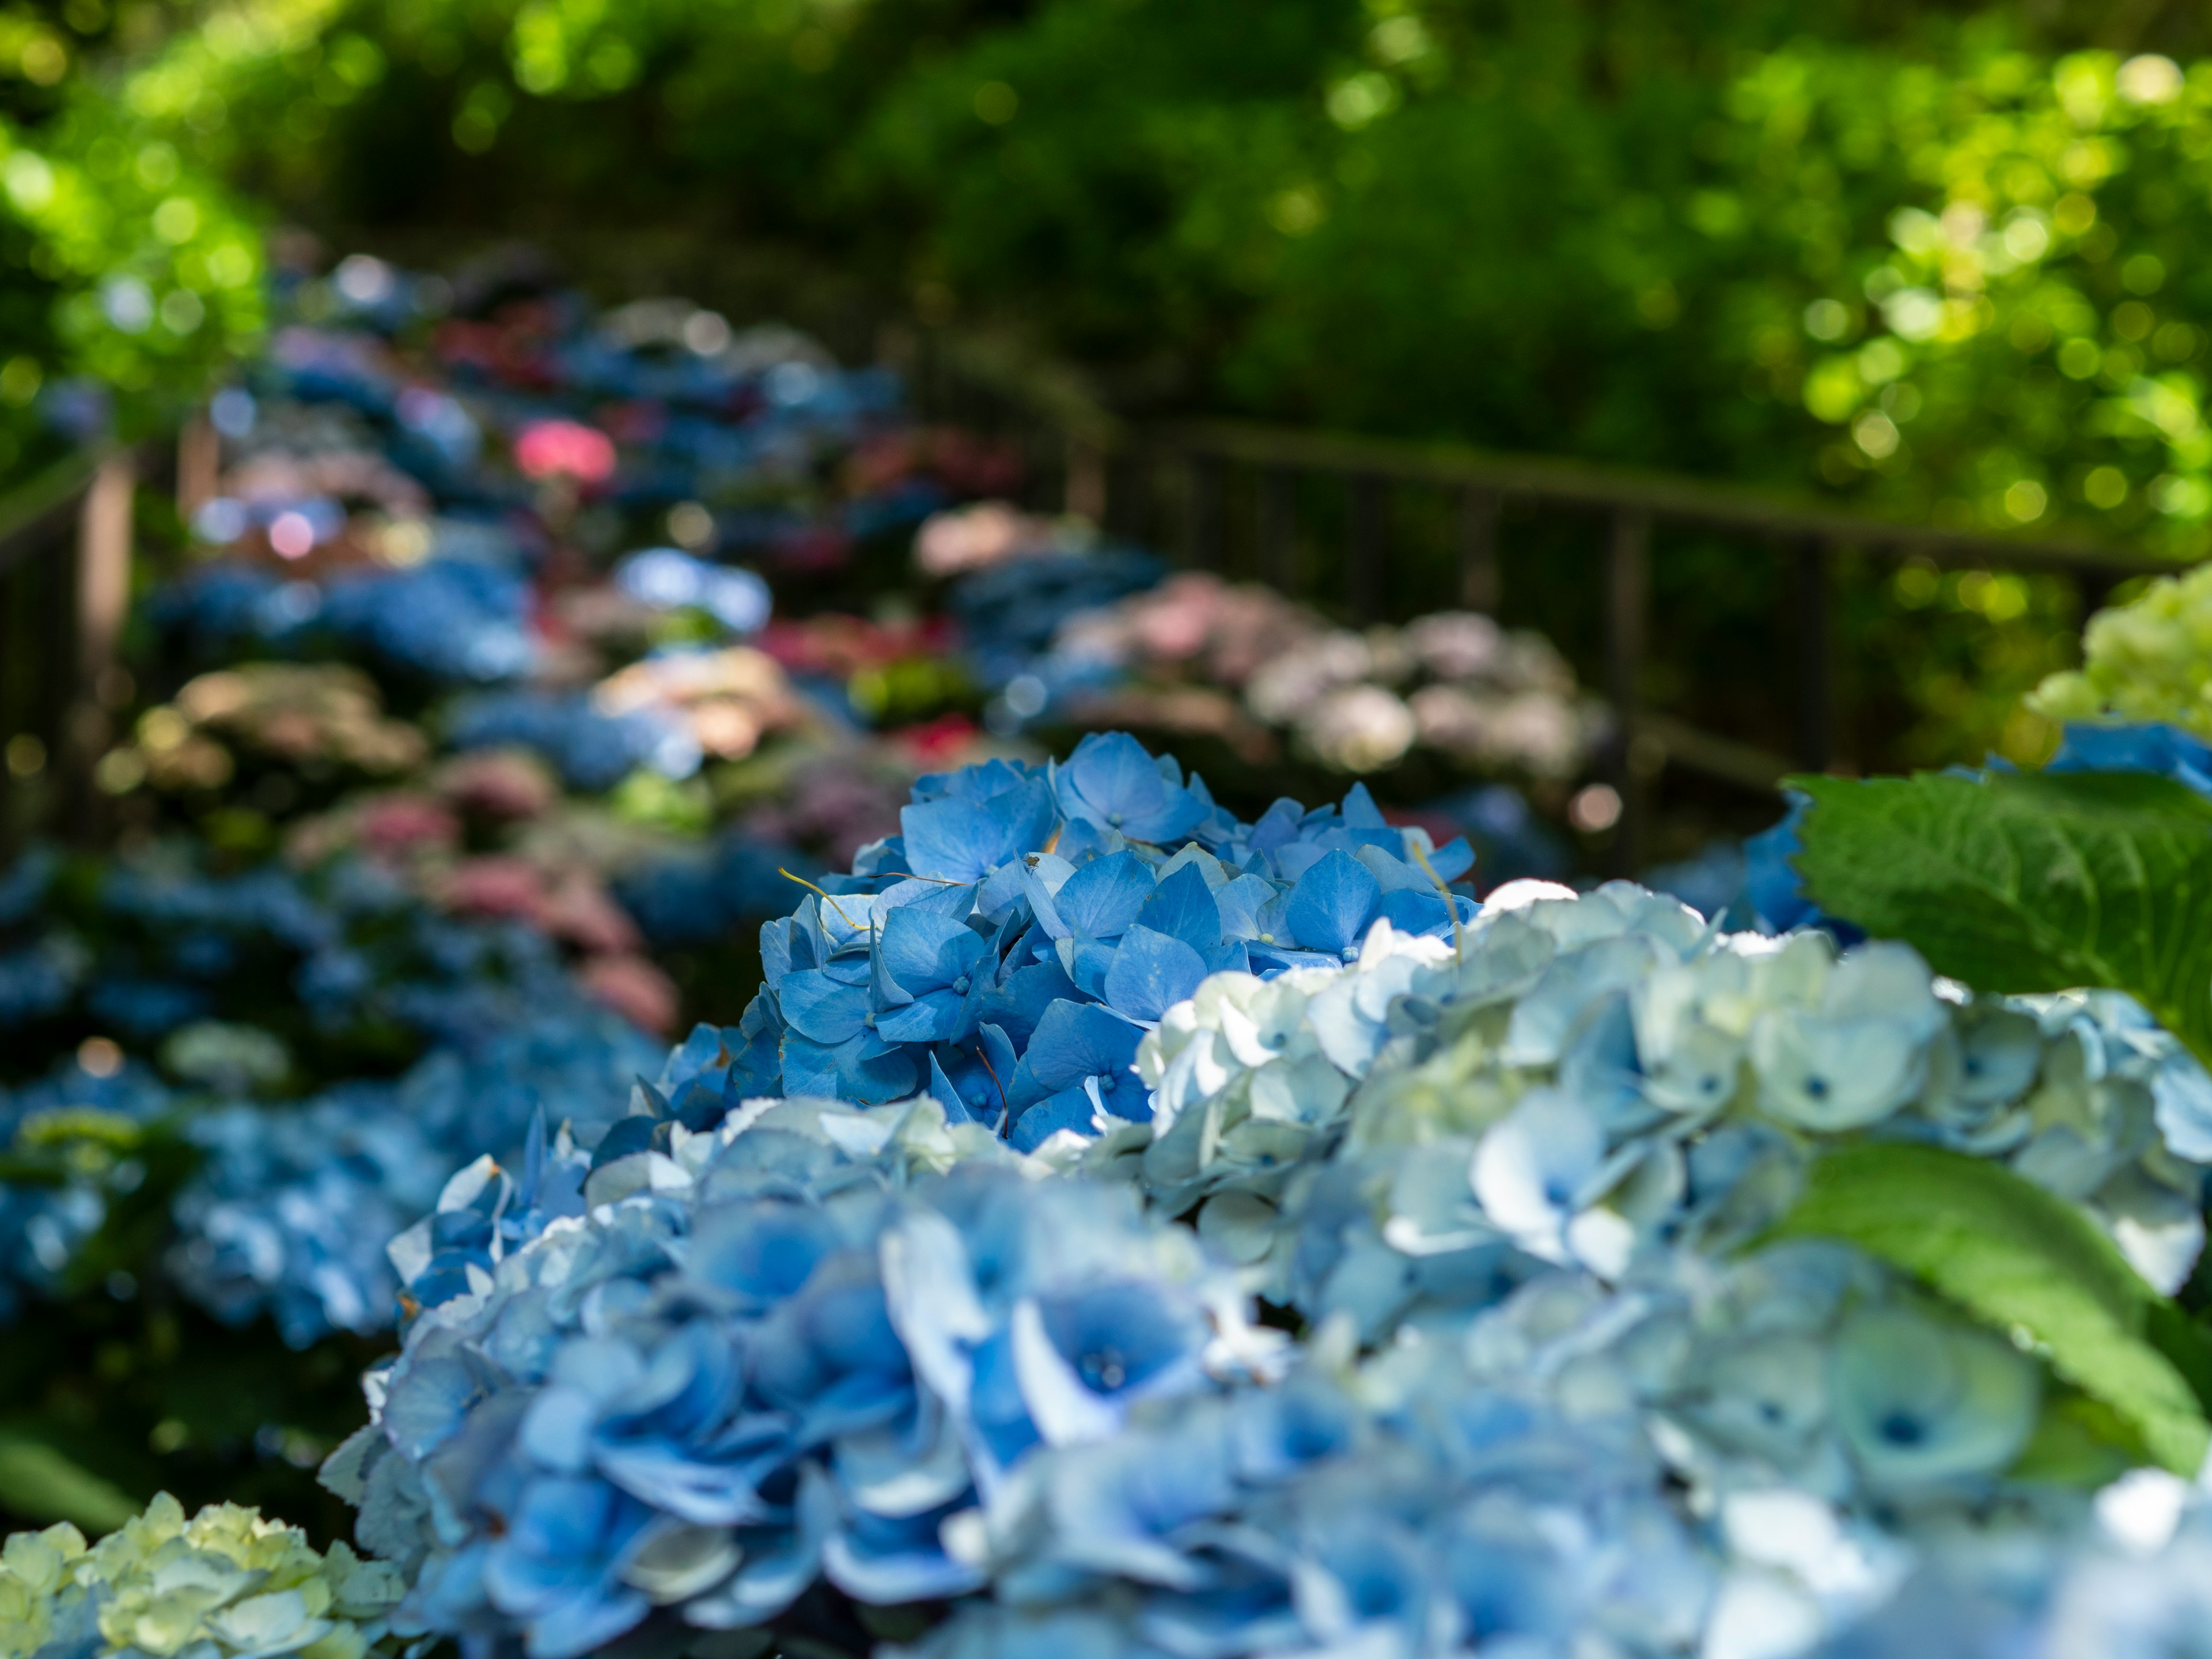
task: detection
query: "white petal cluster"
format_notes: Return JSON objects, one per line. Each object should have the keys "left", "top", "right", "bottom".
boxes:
{"left": 1149, "top": 880, "right": 2212, "bottom": 1296}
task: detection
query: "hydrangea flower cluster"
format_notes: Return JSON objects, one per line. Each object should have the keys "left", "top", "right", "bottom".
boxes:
{"left": 0, "top": 844, "right": 600, "bottom": 1051}
{"left": 218, "top": 252, "right": 947, "bottom": 607}
{"left": 0, "top": 1057, "right": 172, "bottom": 1321}
{"left": 612, "top": 548, "right": 774, "bottom": 635}
{"left": 589, "top": 646, "right": 809, "bottom": 770}
{"left": 344, "top": 1033, "right": 2202, "bottom": 1659}
{"left": 444, "top": 688, "right": 702, "bottom": 791}
{"left": 316, "top": 734, "right": 2212, "bottom": 1659}
{"left": 0, "top": 995, "right": 660, "bottom": 1348}
{"left": 171, "top": 1084, "right": 453, "bottom": 1345}
{"left": 737, "top": 731, "right": 1478, "bottom": 1147}
{"left": 1803, "top": 1465, "right": 2212, "bottom": 1658}
{"left": 0, "top": 1494, "right": 402, "bottom": 1659}
{"left": 1134, "top": 883, "right": 2212, "bottom": 1310}
{"left": 2029, "top": 560, "right": 2212, "bottom": 740}
{"left": 944, "top": 550, "right": 1168, "bottom": 692}
{"left": 903, "top": 1285, "right": 1717, "bottom": 1659}
{"left": 0, "top": 838, "right": 665, "bottom": 1344}
{"left": 169, "top": 1006, "right": 661, "bottom": 1346}
{"left": 335, "top": 1099, "right": 1278, "bottom": 1659}
{"left": 115, "top": 664, "right": 429, "bottom": 798}
{"left": 151, "top": 552, "right": 539, "bottom": 686}
{"left": 610, "top": 832, "right": 817, "bottom": 949}
{"left": 1024, "top": 572, "right": 1597, "bottom": 778}
{"left": 0, "top": 931, "right": 89, "bottom": 1027}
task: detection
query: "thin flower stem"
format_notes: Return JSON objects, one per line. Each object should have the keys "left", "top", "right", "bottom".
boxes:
{"left": 1408, "top": 839, "right": 1466, "bottom": 963}
{"left": 974, "top": 1043, "right": 1012, "bottom": 1136}
{"left": 778, "top": 867, "right": 869, "bottom": 932}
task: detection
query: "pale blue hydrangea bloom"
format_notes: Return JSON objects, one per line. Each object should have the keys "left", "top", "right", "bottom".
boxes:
{"left": 1123, "top": 879, "right": 2212, "bottom": 1310}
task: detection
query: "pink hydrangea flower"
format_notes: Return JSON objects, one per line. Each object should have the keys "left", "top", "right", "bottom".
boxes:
{"left": 578, "top": 953, "right": 680, "bottom": 1035}
{"left": 513, "top": 419, "right": 617, "bottom": 484}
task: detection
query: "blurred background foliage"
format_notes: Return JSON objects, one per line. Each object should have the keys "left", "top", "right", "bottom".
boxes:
{"left": 17, "top": 0, "right": 2212, "bottom": 767}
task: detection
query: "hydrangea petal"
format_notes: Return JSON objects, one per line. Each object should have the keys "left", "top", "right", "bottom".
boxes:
{"left": 1285, "top": 851, "right": 1383, "bottom": 959}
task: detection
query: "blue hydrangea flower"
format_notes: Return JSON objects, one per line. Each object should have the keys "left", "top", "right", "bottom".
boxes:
{"left": 152, "top": 555, "right": 537, "bottom": 684}
{"left": 2046, "top": 719, "right": 2212, "bottom": 794}
{"left": 925, "top": 1339, "right": 1709, "bottom": 1659}
{"left": 172, "top": 1084, "right": 448, "bottom": 1344}
{"left": 446, "top": 688, "right": 696, "bottom": 789}
{"left": 334, "top": 1098, "right": 1262, "bottom": 1657}
{"left": 161, "top": 995, "right": 656, "bottom": 1346}
{"left": 0, "top": 834, "right": 664, "bottom": 1340}
{"left": 111, "top": 268, "right": 2212, "bottom": 1659}
{"left": 726, "top": 734, "right": 1479, "bottom": 1153}
{"left": 1050, "top": 732, "right": 1209, "bottom": 844}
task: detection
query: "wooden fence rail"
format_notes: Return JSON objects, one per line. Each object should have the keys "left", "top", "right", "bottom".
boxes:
{"left": 1058, "top": 416, "right": 2191, "bottom": 869}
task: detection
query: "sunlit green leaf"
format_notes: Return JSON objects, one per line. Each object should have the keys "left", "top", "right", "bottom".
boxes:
{"left": 1791, "top": 769, "right": 2212, "bottom": 1065}
{"left": 1778, "top": 1142, "right": 2212, "bottom": 1474}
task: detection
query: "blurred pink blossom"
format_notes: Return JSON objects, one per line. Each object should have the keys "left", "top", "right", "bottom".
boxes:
{"left": 578, "top": 953, "right": 680, "bottom": 1035}
{"left": 1058, "top": 573, "right": 1320, "bottom": 688}
{"left": 439, "top": 856, "right": 547, "bottom": 920}
{"left": 514, "top": 419, "right": 617, "bottom": 484}
{"left": 434, "top": 748, "right": 560, "bottom": 820}
{"left": 891, "top": 714, "right": 983, "bottom": 768}
{"left": 537, "top": 873, "right": 643, "bottom": 955}
{"left": 1406, "top": 612, "right": 1502, "bottom": 680}
{"left": 357, "top": 793, "right": 460, "bottom": 855}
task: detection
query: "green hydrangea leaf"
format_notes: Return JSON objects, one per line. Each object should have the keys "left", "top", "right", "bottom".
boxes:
{"left": 2010, "top": 1391, "right": 2145, "bottom": 1487}
{"left": 1789, "top": 770, "right": 2212, "bottom": 1067}
{"left": 0, "top": 1433, "right": 139, "bottom": 1533}
{"left": 1777, "top": 1142, "right": 2212, "bottom": 1475}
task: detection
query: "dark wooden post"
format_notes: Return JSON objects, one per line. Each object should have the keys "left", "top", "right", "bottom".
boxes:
{"left": 1347, "top": 473, "right": 1385, "bottom": 621}
{"left": 1793, "top": 537, "right": 1834, "bottom": 773}
{"left": 2076, "top": 564, "right": 2118, "bottom": 627}
{"left": 1102, "top": 452, "right": 1137, "bottom": 543}
{"left": 1185, "top": 453, "right": 1224, "bottom": 570}
{"left": 1258, "top": 466, "right": 1297, "bottom": 595}
{"left": 1114, "top": 448, "right": 1149, "bottom": 548}
{"left": 1606, "top": 509, "right": 1650, "bottom": 876}
{"left": 1064, "top": 436, "right": 1107, "bottom": 525}
{"left": 1459, "top": 486, "right": 1500, "bottom": 613}
{"left": 1, "top": 537, "right": 70, "bottom": 852}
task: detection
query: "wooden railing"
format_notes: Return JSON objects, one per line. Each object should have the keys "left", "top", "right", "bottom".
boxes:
{"left": 1054, "top": 417, "right": 2188, "bottom": 869}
